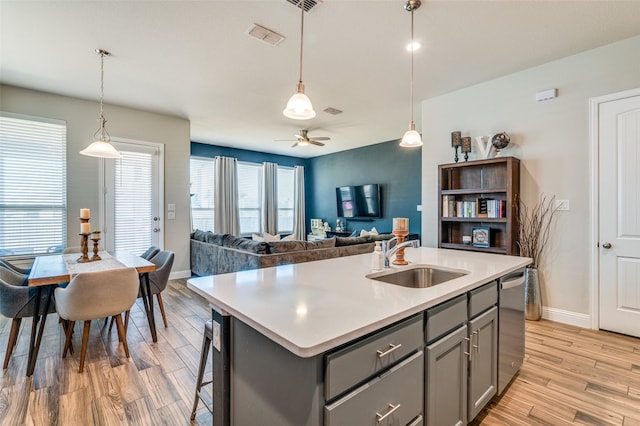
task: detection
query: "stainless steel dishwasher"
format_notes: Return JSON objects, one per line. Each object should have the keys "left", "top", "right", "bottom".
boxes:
{"left": 497, "top": 268, "right": 526, "bottom": 395}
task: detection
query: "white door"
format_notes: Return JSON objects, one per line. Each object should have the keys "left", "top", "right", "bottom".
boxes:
{"left": 598, "top": 92, "right": 640, "bottom": 338}
{"left": 102, "top": 140, "right": 163, "bottom": 255}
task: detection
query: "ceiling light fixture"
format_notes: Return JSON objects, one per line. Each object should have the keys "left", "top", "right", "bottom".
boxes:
{"left": 80, "top": 49, "right": 122, "bottom": 159}
{"left": 283, "top": 0, "right": 316, "bottom": 120}
{"left": 400, "top": 0, "right": 423, "bottom": 148}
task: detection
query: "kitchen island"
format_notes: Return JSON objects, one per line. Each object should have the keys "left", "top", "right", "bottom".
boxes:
{"left": 187, "top": 247, "right": 530, "bottom": 425}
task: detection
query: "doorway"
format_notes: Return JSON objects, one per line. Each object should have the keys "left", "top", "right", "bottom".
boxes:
{"left": 592, "top": 88, "right": 640, "bottom": 338}
{"left": 100, "top": 139, "right": 164, "bottom": 255}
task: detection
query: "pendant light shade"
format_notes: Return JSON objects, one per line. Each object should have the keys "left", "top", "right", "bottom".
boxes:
{"left": 400, "top": 0, "right": 423, "bottom": 148}
{"left": 80, "top": 49, "right": 122, "bottom": 159}
{"left": 283, "top": 0, "right": 316, "bottom": 120}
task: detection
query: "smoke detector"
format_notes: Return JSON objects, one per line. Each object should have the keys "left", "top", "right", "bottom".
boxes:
{"left": 246, "top": 23, "right": 285, "bottom": 46}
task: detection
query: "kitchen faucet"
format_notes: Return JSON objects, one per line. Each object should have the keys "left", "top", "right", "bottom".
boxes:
{"left": 381, "top": 237, "right": 420, "bottom": 268}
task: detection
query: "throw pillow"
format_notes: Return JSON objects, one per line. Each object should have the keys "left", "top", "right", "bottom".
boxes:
{"left": 349, "top": 230, "right": 358, "bottom": 237}
{"left": 252, "top": 233, "right": 264, "bottom": 242}
{"left": 360, "top": 227, "right": 379, "bottom": 237}
{"left": 264, "top": 232, "right": 281, "bottom": 242}
{"left": 282, "top": 234, "right": 297, "bottom": 241}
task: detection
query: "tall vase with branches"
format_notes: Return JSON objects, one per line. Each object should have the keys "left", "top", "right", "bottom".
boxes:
{"left": 517, "top": 194, "right": 558, "bottom": 320}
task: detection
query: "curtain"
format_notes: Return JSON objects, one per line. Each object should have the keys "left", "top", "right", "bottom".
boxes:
{"left": 214, "top": 156, "right": 240, "bottom": 235}
{"left": 292, "top": 166, "right": 306, "bottom": 241}
{"left": 262, "top": 162, "right": 278, "bottom": 235}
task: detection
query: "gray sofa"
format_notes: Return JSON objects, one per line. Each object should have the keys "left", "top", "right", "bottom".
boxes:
{"left": 190, "top": 230, "right": 393, "bottom": 276}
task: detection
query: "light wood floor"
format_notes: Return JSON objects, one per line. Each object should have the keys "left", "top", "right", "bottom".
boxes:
{"left": 1, "top": 279, "right": 639, "bottom": 425}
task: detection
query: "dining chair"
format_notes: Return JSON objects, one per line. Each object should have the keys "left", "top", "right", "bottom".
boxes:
{"left": 62, "top": 246, "right": 81, "bottom": 254}
{"left": 0, "top": 264, "right": 28, "bottom": 286}
{"left": 0, "top": 277, "right": 56, "bottom": 369}
{"left": 0, "top": 258, "right": 31, "bottom": 275}
{"left": 54, "top": 267, "right": 139, "bottom": 373}
{"left": 139, "top": 250, "right": 174, "bottom": 328}
{"left": 140, "top": 245, "right": 160, "bottom": 260}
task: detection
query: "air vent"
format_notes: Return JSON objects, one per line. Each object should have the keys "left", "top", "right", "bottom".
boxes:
{"left": 286, "top": 0, "right": 322, "bottom": 13}
{"left": 247, "top": 23, "right": 285, "bottom": 46}
{"left": 323, "top": 107, "right": 343, "bottom": 115}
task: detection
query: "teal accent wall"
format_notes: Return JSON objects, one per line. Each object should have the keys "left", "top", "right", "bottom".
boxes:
{"left": 306, "top": 140, "right": 422, "bottom": 236}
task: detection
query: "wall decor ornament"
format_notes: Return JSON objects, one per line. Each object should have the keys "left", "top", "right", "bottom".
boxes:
{"left": 474, "top": 134, "right": 494, "bottom": 159}
{"left": 451, "top": 131, "right": 462, "bottom": 163}
{"left": 461, "top": 137, "right": 472, "bottom": 161}
{"left": 491, "top": 132, "right": 510, "bottom": 157}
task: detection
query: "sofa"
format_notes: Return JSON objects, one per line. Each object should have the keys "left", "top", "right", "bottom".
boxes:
{"left": 190, "top": 230, "right": 394, "bottom": 276}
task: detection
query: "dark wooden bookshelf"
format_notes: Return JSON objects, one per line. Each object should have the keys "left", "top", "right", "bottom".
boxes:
{"left": 438, "top": 157, "right": 520, "bottom": 255}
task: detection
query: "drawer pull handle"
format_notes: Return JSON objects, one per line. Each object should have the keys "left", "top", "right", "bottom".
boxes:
{"left": 376, "top": 403, "right": 401, "bottom": 422}
{"left": 376, "top": 343, "right": 402, "bottom": 358}
{"left": 473, "top": 330, "right": 479, "bottom": 352}
{"left": 464, "top": 337, "right": 471, "bottom": 360}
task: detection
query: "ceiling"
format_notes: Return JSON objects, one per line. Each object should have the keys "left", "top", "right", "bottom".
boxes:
{"left": 2, "top": 1, "right": 640, "bottom": 159}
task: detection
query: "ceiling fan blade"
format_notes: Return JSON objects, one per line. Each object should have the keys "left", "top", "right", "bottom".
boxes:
{"left": 309, "top": 140, "right": 325, "bottom": 147}
{"left": 311, "top": 136, "right": 330, "bottom": 141}
{"left": 275, "top": 139, "right": 297, "bottom": 142}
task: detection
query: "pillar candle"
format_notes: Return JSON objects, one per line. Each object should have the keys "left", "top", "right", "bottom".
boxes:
{"left": 81, "top": 222, "right": 91, "bottom": 234}
{"left": 80, "top": 208, "right": 90, "bottom": 219}
{"left": 393, "top": 218, "right": 408, "bottom": 232}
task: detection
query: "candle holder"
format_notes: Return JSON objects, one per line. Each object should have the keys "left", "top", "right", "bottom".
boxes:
{"left": 392, "top": 229, "right": 409, "bottom": 265}
{"left": 461, "top": 137, "right": 472, "bottom": 162}
{"left": 451, "top": 131, "right": 462, "bottom": 163}
{"left": 78, "top": 232, "right": 91, "bottom": 263}
{"left": 91, "top": 234, "right": 102, "bottom": 261}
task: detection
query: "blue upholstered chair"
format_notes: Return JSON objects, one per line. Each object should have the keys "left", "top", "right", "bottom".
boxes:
{"left": 0, "top": 277, "right": 56, "bottom": 369}
{"left": 140, "top": 246, "right": 160, "bottom": 261}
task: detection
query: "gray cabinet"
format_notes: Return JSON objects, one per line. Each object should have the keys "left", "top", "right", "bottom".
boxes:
{"left": 424, "top": 281, "right": 499, "bottom": 426}
{"left": 425, "top": 324, "right": 467, "bottom": 426}
{"left": 467, "top": 306, "right": 498, "bottom": 420}
{"left": 325, "top": 351, "right": 424, "bottom": 426}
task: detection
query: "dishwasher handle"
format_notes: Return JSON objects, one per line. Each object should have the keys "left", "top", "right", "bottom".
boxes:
{"left": 501, "top": 275, "right": 525, "bottom": 290}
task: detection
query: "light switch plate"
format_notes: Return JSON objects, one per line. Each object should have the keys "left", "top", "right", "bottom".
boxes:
{"left": 417, "top": 205, "right": 422, "bottom": 211}
{"left": 167, "top": 203, "right": 176, "bottom": 211}
{"left": 167, "top": 212, "right": 176, "bottom": 220}
{"left": 555, "top": 199, "right": 570, "bottom": 211}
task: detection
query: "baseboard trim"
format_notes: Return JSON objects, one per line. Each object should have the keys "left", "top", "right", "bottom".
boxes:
{"left": 169, "top": 270, "right": 192, "bottom": 280}
{"left": 542, "top": 306, "right": 592, "bottom": 329}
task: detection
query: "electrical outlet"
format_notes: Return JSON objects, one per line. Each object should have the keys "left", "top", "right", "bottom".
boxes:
{"left": 417, "top": 205, "right": 422, "bottom": 211}
{"left": 555, "top": 199, "right": 570, "bottom": 211}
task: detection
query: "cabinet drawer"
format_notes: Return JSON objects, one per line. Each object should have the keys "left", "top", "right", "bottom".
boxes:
{"left": 325, "top": 314, "right": 423, "bottom": 401}
{"left": 469, "top": 281, "right": 497, "bottom": 318}
{"left": 325, "top": 351, "right": 424, "bottom": 426}
{"left": 424, "top": 295, "right": 466, "bottom": 344}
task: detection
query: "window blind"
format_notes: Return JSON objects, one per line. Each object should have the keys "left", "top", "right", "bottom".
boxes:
{"left": 114, "top": 150, "right": 154, "bottom": 254}
{"left": 190, "top": 157, "right": 215, "bottom": 231}
{"left": 0, "top": 113, "right": 67, "bottom": 256}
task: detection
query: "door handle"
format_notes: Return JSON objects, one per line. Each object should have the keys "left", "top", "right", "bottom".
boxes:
{"left": 153, "top": 228, "right": 160, "bottom": 233}
{"left": 602, "top": 242, "right": 612, "bottom": 249}
{"left": 153, "top": 217, "right": 160, "bottom": 221}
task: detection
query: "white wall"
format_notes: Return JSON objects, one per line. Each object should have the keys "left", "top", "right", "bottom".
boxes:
{"left": 420, "top": 35, "right": 640, "bottom": 323}
{"left": 0, "top": 85, "right": 192, "bottom": 275}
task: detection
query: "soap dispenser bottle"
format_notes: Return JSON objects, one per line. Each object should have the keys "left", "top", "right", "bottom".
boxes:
{"left": 372, "top": 241, "right": 384, "bottom": 271}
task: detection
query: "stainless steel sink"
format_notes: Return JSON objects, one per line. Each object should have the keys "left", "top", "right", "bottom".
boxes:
{"left": 367, "top": 265, "right": 467, "bottom": 288}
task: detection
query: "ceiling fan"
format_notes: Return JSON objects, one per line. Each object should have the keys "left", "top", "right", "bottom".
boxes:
{"left": 276, "top": 129, "right": 330, "bottom": 148}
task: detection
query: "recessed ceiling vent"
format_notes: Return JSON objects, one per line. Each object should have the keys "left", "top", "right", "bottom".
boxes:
{"left": 247, "top": 23, "right": 285, "bottom": 46}
{"left": 286, "top": 0, "right": 323, "bottom": 13}
{"left": 323, "top": 107, "right": 343, "bottom": 115}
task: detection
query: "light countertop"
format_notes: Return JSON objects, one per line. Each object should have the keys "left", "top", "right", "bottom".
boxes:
{"left": 187, "top": 247, "right": 531, "bottom": 358}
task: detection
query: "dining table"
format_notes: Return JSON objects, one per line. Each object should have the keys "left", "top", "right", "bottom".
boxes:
{"left": 26, "top": 250, "right": 156, "bottom": 376}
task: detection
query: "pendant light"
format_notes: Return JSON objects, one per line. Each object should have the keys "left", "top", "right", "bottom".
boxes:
{"left": 399, "top": 0, "right": 423, "bottom": 147}
{"left": 80, "top": 49, "right": 122, "bottom": 159}
{"left": 283, "top": 0, "right": 316, "bottom": 120}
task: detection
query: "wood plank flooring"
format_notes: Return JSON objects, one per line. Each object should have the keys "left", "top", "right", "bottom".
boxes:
{"left": 1, "top": 279, "right": 639, "bottom": 425}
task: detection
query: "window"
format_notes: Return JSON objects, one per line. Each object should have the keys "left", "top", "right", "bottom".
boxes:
{"left": 190, "top": 157, "right": 215, "bottom": 231}
{"left": 277, "top": 166, "right": 295, "bottom": 234}
{"left": 237, "top": 162, "right": 262, "bottom": 235}
{"left": 0, "top": 113, "right": 67, "bottom": 256}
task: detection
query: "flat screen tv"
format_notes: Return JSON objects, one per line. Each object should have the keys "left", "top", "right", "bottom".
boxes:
{"left": 336, "top": 184, "right": 382, "bottom": 219}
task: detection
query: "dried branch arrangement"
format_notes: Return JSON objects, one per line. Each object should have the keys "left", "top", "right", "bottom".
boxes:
{"left": 517, "top": 194, "right": 558, "bottom": 269}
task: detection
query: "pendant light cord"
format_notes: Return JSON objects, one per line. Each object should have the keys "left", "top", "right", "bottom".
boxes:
{"left": 298, "top": 0, "right": 305, "bottom": 85}
{"left": 410, "top": 6, "right": 415, "bottom": 126}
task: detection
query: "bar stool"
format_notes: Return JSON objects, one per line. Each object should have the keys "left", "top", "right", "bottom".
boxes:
{"left": 191, "top": 319, "right": 213, "bottom": 420}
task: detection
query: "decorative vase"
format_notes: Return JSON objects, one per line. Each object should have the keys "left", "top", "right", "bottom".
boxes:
{"left": 524, "top": 267, "right": 542, "bottom": 321}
